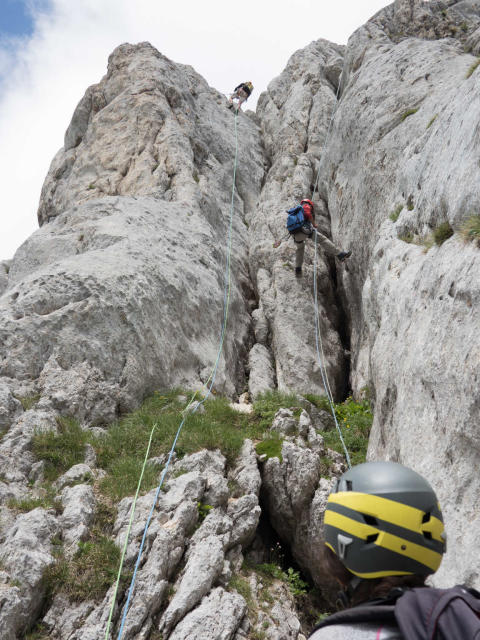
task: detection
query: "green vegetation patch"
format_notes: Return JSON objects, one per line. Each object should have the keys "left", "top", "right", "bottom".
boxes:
{"left": 254, "top": 563, "right": 308, "bottom": 597}
{"left": 197, "top": 501, "right": 213, "bottom": 522}
{"left": 303, "top": 393, "right": 372, "bottom": 464}
{"left": 7, "top": 484, "right": 62, "bottom": 514}
{"left": 426, "top": 115, "right": 437, "bottom": 129}
{"left": 24, "top": 623, "right": 51, "bottom": 640}
{"left": 398, "top": 231, "right": 415, "bottom": 244}
{"left": 400, "top": 108, "right": 418, "bottom": 121}
{"left": 16, "top": 394, "right": 41, "bottom": 411}
{"left": 252, "top": 390, "right": 300, "bottom": 432}
{"left": 32, "top": 390, "right": 274, "bottom": 501}
{"left": 93, "top": 390, "right": 275, "bottom": 500}
{"left": 44, "top": 536, "right": 124, "bottom": 602}
{"left": 433, "top": 222, "right": 454, "bottom": 246}
{"left": 96, "top": 391, "right": 264, "bottom": 499}
{"left": 460, "top": 215, "right": 480, "bottom": 246}
{"left": 229, "top": 574, "right": 255, "bottom": 612}
{"left": 321, "top": 396, "right": 373, "bottom": 466}
{"left": 32, "top": 417, "right": 89, "bottom": 482}
{"left": 255, "top": 434, "right": 284, "bottom": 462}
{"left": 466, "top": 58, "right": 480, "bottom": 78}
{"left": 43, "top": 503, "right": 128, "bottom": 603}
{"left": 302, "top": 393, "right": 330, "bottom": 411}
{"left": 389, "top": 204, "right": 403, "bottom": 222}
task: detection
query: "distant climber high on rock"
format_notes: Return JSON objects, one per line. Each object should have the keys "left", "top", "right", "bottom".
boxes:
{"left": 228, "top": 81, "right": 254, "bottom": 111}
{"left": 286, "top": 198, "right": 351, "bottom": 276}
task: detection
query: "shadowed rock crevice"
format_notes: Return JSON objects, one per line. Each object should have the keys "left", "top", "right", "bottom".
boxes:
{"left": 249, "top": 39, "right": 348, "bottom": 401}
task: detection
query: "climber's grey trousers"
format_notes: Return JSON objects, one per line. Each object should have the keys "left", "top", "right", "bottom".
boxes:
{"left": 293, "top": 229, "right": 339, "bottom": 268}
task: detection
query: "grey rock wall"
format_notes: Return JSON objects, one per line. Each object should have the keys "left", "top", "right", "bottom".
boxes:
{"left": 0, "top": 42, "right": 265, "bottom": 427}
{"left": 0, "top": 261, "right": 9, "bottom": 296}
{"left": 260, "top": 407, "right": 345, "bottom": 597}
{"left": 251, "top": 40, "right": 348, "bottom": 400}
{"left": 36, "top": 448, "right": 262, "bottom": 639}
{"left": 320, "top": 0, "right": 480, "bottom": 586}
{"left": 1, "top": 1, "right": 480, "bottom": 635}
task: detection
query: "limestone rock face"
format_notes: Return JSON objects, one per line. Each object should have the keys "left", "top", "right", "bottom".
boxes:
{"left": 39, "top": 449, "right": 262, "bottom": 639}
{"left": 320, "top": 0, "right": 480, "bottom": 586}
{"left": 0, "top": 508, "right": 59, "bottom": 639}
{"left": 167, "top": 587, "right": 247, "bottom": 640}
{"left": 0, "top": 261, "right": 9, "bottom": 296}
{"left": 260, "top": 408, "right": 345, "bottom": 595}
{"left": 233, "top": 573, "right": 302, "bottom": 640}
{"left": 2, "top": 3, "right": 480, "bottom": 635}
{"left": 37, "top": 42, "right": 264, "bottom": 226}
{"left": 251, "top": 40, "right": 348, "bottom": 400}
{"left": 0, "top": 42, "right": 265, "bottom": 427}
{"left": 248, "top": 343, "right": 275, "bottom": 399}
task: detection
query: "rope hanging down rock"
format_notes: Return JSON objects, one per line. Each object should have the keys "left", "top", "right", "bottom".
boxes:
{"left": 104, "top": 109, "right": 240, "bottom": 640}
{"left": 310, "top": 59, "right": 353, "bottom": 469}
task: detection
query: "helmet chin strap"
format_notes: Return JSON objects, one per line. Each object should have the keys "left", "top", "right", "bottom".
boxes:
{"left": 337, "top": 576, "right": 363, "bottom": 608}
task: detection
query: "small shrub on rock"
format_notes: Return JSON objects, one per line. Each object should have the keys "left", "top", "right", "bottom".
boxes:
{"left": 398, "top": 231, "right": 415, "bottom": 243}
{"left": 197, "top": 501, "right": 213, "bottom": 522}
{"left": 433, "top": 221, "right": 454, "bottom": 246}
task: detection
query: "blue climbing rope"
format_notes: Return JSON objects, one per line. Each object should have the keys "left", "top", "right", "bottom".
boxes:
{"left": 109, "top": 109, "right": 240, "bottom": 640}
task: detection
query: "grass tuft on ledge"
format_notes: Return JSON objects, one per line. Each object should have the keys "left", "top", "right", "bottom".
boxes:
{"left": 459, "top": 214, "right": 480, "bottom": 246}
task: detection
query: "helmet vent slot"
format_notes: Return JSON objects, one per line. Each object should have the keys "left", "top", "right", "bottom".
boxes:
{"left": 423, "top": 531, "right": 432, "bottom": 540}
{"left": 366, "top": 533, "right": 379, "bottom": 544}
{"left": 422, "top": 512, "right": 431, "bottom": 523}
{"left": 362, "top": 514, "right": 378, "bottom": 526}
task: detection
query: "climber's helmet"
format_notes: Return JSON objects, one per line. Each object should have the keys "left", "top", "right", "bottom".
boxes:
{"left": 301, "top": 198, "right": 314, "bottom": 212}
{"left": 324, "top": 461, "right": 446, "bottom": 579}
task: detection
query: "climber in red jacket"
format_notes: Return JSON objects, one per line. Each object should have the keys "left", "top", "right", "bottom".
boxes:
{"left": 292, "top": 198, "right": 351, "bottom": 276}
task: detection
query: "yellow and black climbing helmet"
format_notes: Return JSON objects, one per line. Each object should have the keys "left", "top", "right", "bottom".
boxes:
{"left": 324, "top": 461, "right": 446, "bottom": 579}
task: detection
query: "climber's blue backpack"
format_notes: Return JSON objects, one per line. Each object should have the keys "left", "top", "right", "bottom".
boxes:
{"left": 310, "top": 584, "right": 480, "bottom": 640}
{"left": 286, "top": 205, "right": 305, "bottom": 233}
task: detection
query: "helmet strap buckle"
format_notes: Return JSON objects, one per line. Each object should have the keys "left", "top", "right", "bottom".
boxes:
{"left": 337, "top": 576, "right": 364, "bottom": 608}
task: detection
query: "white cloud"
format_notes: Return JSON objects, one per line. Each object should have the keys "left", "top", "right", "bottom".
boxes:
{"left": 0, "top": 0, "right": 390, "bottom": 260}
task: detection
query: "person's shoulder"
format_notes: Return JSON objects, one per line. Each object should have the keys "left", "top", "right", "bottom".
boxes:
{"left": 309, "top": 622, "right": 403, "bottom": 639}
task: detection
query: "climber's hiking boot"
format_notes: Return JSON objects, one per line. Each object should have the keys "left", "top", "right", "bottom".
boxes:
{"left": 295, "top": 266, "right": 302, "bottom": 277}
{"left": 337, "top": 251, "right": 351, "bottom": 262}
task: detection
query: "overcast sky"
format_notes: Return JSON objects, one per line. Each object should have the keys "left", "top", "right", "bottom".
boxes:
{"left": 0, "top": 0, "right": 392, "bottom": 260}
